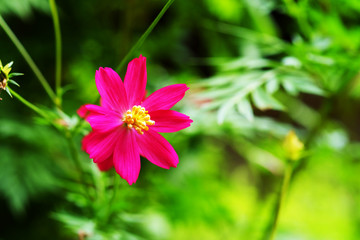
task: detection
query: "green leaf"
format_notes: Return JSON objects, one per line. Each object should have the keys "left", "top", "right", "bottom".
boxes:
{"left": 237, "top": 98, "right": 254, "bottom": 122}
{"left": 5, "top": 87, "right": 12, "bottom": 97}
{"left": 8, "top": 79, "right": 20, "bottom": 87}
{"left": 251, "top": 87, "right": 285, "bottom": 111}
{"left": 265, "top": 77, "right": 279, "bottom": 94}
{"left": 282, "top": 79, "right": 299, "bottom": 95}
{"left": 289, "top": 77, "right": 326, "bottom": 96}
{"left": 220, "top": 58, "right": 274, "bottom": 71}
{"left": 0, "top": 121, "right": 58, "bottom": 215}
{"left": 6, "top": 61, "right": 14, "bottom": 68}
{"left": 53, "top": 212, "right": 96, "bottom": 236}
{"left": 217, "top": 100, "right": 235, "bottom": 124}
{"left": 8, "top": 72, "right": 24, "bottom": 78}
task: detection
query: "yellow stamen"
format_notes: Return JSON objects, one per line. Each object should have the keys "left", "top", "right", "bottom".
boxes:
{"left": 122, "top": 105, "right": 155, "bottom": 134}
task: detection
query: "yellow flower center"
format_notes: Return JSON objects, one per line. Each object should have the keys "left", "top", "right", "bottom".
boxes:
{"left": 122, "top": 105, "right": 155, "bottom": 134}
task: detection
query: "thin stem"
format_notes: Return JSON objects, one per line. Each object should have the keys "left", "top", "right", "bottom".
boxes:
{"left": 49, "top": 0, "right": 62, "bottom": 105}
{"left": 109, "top": 174, "right": 120, "bottom": 206}
{"left": 8, "top": 87, "right": 48, "bottom": 118}
{"left": 115, "top": 0, "right": 175, "bottom": 72}
{"left": 263, "top": 162, "right": 294, "bottom": 240}
{"left": 0, "top": 14, "right": 59, "bottom": 106}
{"left": 103, "top": 174, "right": 120, "bottom": 223}
{"left": 72, "top": 0, "right": 176, "bottom": 134}
{"left": 65, "top": 133, "right": 92, "bottom": 200}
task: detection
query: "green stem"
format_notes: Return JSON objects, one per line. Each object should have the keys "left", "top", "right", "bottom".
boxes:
{"left": 109, "top": 174, "right": 120, "bottom": 206}
{"left": 103, "top": 174, "right": 120, "bottom": 223}
{"left": 8, "top": 87, "right": 48, "bottom": 118}
{"left": 115, "top": 0, "right": 175, "bottom": 72}
{"left": 73, "top": 0, "right": 176, "bottom": 132}
{"left": 264, "top": 162, "right": 294, "bottom": 240}
{"left": 0, "top": 14, "right": 58, "bottom": 106}
{"left": 10, "top": 87, "right": 89, "bottom": 200}
{"left": 65, "top": 132, "right": 92, "bottom": 199}
{"left": 49, "top": 0, "right": 62, "bottom": 105}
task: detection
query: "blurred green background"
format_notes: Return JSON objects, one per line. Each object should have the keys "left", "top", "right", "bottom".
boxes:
{"left": 1, "top": 0, "right": 360, "bottom": 239}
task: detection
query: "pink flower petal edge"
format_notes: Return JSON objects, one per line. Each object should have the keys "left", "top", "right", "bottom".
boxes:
{"left": 78, "top": 104, "right": 122, "bottom": 132}
{"left": 95, "top": 67, "right": 128, "bottom": 112}
{"left": 142, "top": 84, "right": 189, "bottom": 111}
{"left": 124, "top": 55, "right": 147, "bottom": 106}
{"left": 96, "top": 156, "right": 114, "bottom": 171}
{"left": 82, "top": 130, "right": 122, "bottom": 163}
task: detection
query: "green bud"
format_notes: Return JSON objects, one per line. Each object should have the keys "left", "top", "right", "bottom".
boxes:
{"left": 283, "top": 130, "right": 304, "bottom": 161}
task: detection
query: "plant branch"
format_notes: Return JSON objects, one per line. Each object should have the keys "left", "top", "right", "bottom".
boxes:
{"left": 65, "top": 132, "right": 92, "bottom": 200}
{"left": 8, "top": 87, "right": 48, "bottom": 118}
{"left": 0, "top": 14, "right": 59, "bottom": 106}
{"left": 49, "top": 0, "right": 63, "bottom": 105}
{"left": 115, "top": 0, "right": 175, "bottom": 72}
{"left": 262, "top": 161, "right": 294, "bottom": 240}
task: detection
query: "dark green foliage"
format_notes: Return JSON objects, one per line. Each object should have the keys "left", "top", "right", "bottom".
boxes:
{"left": 1, "top": 0, "right": 360, "bottom": 239}
{"left": 0, "top": 119, "right": 59, "bottom": 214}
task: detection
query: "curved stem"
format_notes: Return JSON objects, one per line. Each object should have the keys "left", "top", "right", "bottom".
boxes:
{"left": 49, "top": 0, "right": 62, "bottom": 106}
{"left": 115, "top": 0, "right": 175, "bottom": 72}
{"left": 0, "top": 14, "right": 59, "bottom": 106}
{"left": 263, "top": 162, "right": 294, "bottom": 240}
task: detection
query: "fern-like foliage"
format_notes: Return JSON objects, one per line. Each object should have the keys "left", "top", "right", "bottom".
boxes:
{"left": 0, "top": 119, "right": 59, "bottom": 214}
{"left": 195, "top": 55, "right": 325, "bottom": 124}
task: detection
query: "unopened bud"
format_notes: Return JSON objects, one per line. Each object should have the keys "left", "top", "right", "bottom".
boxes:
{"left": 0, "top": 60, "right": 22, "bottom": 100}
{"left": 283, "top": 130, "right": 304, "bottom": 161}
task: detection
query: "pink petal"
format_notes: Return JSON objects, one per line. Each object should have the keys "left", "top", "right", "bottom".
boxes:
{"left": 82, "top": 129, "right": 124, "bottom": 163}
{"left": 95, "top": 67, "right": 129, "bottom": 113}
{"left": 142, "top": 84, "right": 189, "bottom": 111}
{"left": 124, "top": 55, "right": 147, "bottom": 106}
{"left": 149, "top": 110, "right": 193, "bottom": 133}
{"left": 96, "top": 156, "right": 114, "bottom": 171}
{"left": 136, "top": 129, "right": 178, "bottom": 169}
{"left": 78, "top": 104, "right": 122, "bottom": 132}
{"left": 77, "top": 104, "right": 94, "bottom": 118}
{"left": 113, "top": 130, "right": 140, "bottom": 185}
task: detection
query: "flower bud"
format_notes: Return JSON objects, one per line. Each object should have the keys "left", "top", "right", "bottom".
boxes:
{"left": 0, "top": 60, "right": 22, "bottom": 100}
{"left": 283, "top": 130, "right": 304, "bottom": 161}
{"left": 0, "top": 60, "right": 11, "bottom": 90}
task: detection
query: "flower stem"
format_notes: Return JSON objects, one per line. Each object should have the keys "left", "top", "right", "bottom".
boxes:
{"left": 109, "top": 174, "right": 120, "bottom": 206}
{"left": 79, "top": 0, "right": 176, "bottom": 127}
{"left": 0, "top": 14, "right": 59, "bottom": 106}
{"left": 11, "top": 86, "right": 92, "bottom": 200}
{"left": 8, "top": 87, "right": 48, "bottom": 118}
{"left": 65, "top": 132, "right": 92, "bottom": 200}
{"left": 115, "top": 0, "right": 175, "bottom": 72}
{"left": 49, "top": 0, "right": 62, "bottom": 106}
{"left": 264, "top": 161, "right": 294, "bottom": 240}
{"left": 103, "top": 174, "right": 120, "bottom": 223}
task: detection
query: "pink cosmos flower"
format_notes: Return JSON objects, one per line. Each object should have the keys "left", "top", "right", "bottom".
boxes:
{"left": 78, "top": 55, "right": 192, "bottom": 185}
